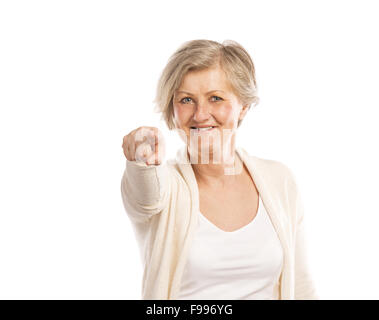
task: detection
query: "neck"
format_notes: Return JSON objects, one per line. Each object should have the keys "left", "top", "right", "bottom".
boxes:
{"left": 189, "top": 146, "right": 243, "bottom": 188}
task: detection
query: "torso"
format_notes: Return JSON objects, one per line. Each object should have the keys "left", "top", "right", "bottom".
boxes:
{"left": 197, "top": 163, "right": 259, "bottom": 232}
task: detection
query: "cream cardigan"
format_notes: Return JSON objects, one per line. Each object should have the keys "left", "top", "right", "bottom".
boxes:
{"left": 120, "top": 146, "right": 318, "bottom": 300}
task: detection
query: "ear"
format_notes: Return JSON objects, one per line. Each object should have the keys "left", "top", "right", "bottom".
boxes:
{"left": 239, "top": 104, "right": 250, "bottom": 121}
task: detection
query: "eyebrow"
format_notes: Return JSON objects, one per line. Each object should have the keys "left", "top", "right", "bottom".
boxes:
{"left": 175, "top": 90, "right": 225, "bottom": 95}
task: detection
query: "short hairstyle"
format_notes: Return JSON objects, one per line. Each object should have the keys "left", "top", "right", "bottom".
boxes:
{"left": 153, "top": 39, "right": 260, "bottom": 130}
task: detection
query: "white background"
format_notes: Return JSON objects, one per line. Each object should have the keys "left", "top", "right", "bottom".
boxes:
{"left": 1, "top": 0, "right": 378, "bottom": 299}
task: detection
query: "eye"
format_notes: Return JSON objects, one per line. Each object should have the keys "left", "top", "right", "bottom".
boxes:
{"left": 180, "top": 97, "right": 193, "bottom": 104}
{"left": 211, "top": 96, "right": 223, "bottom": 101}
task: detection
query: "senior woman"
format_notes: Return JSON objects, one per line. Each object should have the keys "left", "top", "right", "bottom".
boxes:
{"left": 121, "top": 39, "right": 318, "bottom": 300}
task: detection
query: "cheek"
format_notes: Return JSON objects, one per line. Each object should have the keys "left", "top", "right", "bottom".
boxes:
{"left": 173, "top": 105, "right": 192, "bottom": 124}
{"left": 172, "top": 105, "right": 181, "bottom": 124}
{"left": 217, "top": 104, "right": 240, "bottom": 124}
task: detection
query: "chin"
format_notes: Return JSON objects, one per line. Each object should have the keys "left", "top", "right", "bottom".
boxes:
{"left": 187, "top": 144, "right": 225, "bottom": 164}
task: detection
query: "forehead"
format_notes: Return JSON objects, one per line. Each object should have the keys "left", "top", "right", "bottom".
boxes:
{"left": 176, "top": 65, "right": 233, "bottom": 93}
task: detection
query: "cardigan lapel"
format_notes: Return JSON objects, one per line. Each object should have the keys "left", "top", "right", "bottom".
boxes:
{"left": 167, "top": 147, "right": 200, "bottom": 299}
{"left": 236, "top": 147, "right": 293, "bottom": 299}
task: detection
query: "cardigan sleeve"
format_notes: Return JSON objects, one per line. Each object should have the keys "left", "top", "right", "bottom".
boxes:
{"left": 120, "top": 159, "right": 170, "bottom": 224}
{"left": 293, "top": 181, "right": 319, "bottom": 300}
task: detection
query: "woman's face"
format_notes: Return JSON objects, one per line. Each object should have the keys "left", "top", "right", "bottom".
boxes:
{"left": 172, "top": 64, "right": 249, "bottom": 162}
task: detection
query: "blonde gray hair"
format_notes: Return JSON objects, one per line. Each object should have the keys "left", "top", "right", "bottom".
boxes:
{"left": 153, "top": 39, "right": 259, "bottom": 130}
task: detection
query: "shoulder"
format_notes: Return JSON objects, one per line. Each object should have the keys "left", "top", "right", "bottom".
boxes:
{"left": 240, "top": 148, "right": 295, "bottom": 180}
{"left": 238, "top": 148, "right": 300, "bottom": 194}
{"left": 240, "top": 149, "right": 304, "bottom": 225}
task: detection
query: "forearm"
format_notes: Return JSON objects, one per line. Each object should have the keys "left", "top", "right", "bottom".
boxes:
{"left": 121, "top": 159, "right": 170, "bottom": 220}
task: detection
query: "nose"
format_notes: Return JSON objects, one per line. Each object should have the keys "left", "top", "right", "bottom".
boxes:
{"left": 193, "top": 101, "right": 211, "bottom": 123}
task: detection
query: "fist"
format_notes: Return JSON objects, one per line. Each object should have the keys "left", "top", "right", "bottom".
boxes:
{"left": 122, "top": 127, "right": 165, "bottom": 165}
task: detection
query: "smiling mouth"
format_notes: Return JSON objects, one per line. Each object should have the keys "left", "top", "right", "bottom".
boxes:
{"left": 190, "top": 126, "right": 216, "bottom": 132}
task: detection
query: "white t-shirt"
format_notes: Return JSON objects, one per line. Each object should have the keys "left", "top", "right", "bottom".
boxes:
{"left": 177, "top": 195, "right": 283, "bottom": 300}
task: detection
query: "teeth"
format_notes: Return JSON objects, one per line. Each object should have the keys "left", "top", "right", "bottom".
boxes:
{"left": 191, "top": 127, "right": 214, "bottom": 131}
